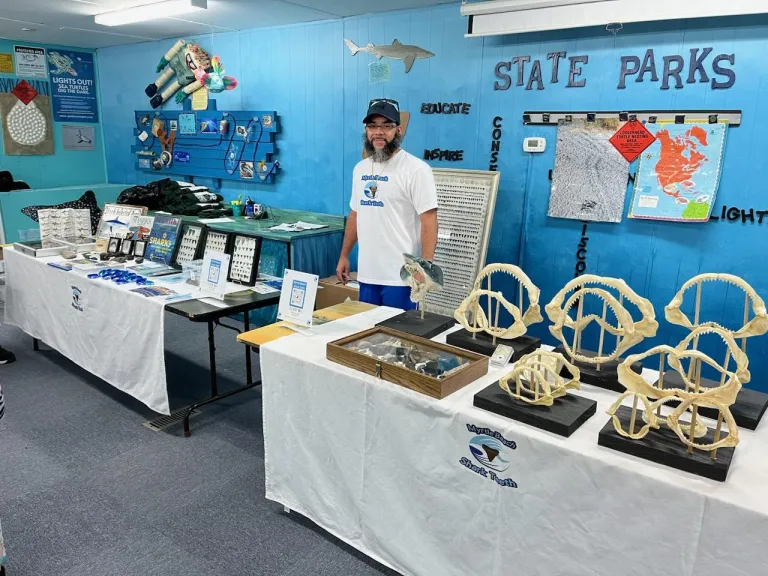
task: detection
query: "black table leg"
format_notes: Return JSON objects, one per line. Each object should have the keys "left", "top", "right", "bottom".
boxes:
{"left": 183, "top": 320, "right": 218, "bottom": 438}
{"left": 183, "top": 316, "right": 261, "bottom": 438}
{"left": 286, "top": 241, "right": 292, "bottom": 269}
{"left": 244, "top": 312, "right": 253, "bottom": 385}
{"left": 33, "top": 337, "right": 39, "bottom": 351}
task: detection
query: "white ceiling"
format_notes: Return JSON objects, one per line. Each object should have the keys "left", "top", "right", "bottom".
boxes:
{"left": 0, "top": 0, "right": 457, "bottom": 49}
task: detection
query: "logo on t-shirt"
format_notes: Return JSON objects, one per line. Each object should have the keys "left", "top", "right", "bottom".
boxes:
{"left": 360, "top": 176, "right": 385, "bottom": 207}
{"left": 364, "top": 181, "right": 379, "bottom": 199}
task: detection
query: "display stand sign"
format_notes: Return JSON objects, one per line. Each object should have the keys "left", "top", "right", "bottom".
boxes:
{"left": 200, "top": 251, "right": 231, "bottom": 300}
{"left": 277, "top": 269, "right": 319, "bottom": 328}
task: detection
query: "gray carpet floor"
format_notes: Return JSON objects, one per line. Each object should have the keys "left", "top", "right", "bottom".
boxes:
{"left": 0, "top": 312, "right": 398, "bottom": 576}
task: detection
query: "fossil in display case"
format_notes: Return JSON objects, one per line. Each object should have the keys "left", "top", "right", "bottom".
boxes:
{"left": 598, "top": 326, "right": 748, "bottom": 481}
{"left": 227, "top": 233, "right": 262, "bottom": 286}
{"left": 447, "top": 264, "right": 542, "bottom": 360}
{"left": 545, "top": 274, "right": 658, "bottom": 392}
{"left": 327, "top": 326, "right": 488, "bottom": 399}
{"left": 660, "top": 273, "right": 768, "bottom": 429}
{"left": 173, "top": 223, "right": 207, "bottom": 267}
{"left": 204, "top": 230, "right": 231, "bottom": 258}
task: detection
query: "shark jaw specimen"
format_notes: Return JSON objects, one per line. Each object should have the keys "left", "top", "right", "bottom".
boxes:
{"left": 344, "top": 39, "right": 435, "bottom": 73}
{"left": 454, "top": 264, "right": 543, "bottom": 341}
{"left": 545, "top": 275, "right": 658, "bottom": 365}
{"left": 607, "top": 326, "right": 747, "bottom": 453}
{"left": 400, "top": 253, "right": 444, "bottom": 310}
{"left": 665, "top": 273, "right": 768, "bottom": 339}
{"left": 499, "top": 350, "right": 581, "bottom": 407}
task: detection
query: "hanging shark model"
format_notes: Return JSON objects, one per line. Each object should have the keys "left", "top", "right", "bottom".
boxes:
{"left": 344, "top": 39, "right": 434, "bottom": 73}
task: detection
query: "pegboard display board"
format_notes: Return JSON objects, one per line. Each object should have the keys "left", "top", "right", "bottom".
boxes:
{"left": 131, "top": 101, "right": 280, "bottom": 186}
{"left": 424, "top": 168, "right": 499, "bottom": 316}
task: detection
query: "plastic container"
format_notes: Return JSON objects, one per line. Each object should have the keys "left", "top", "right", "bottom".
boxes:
{"left": 182, "top": 259, "right": 204, "bottom": 286}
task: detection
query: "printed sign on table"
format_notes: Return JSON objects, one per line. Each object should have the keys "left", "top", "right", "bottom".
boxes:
{"left": 48, "top": 50, "right": 99, "bottom": 123}
{"left": 201, "top": 251, "right": 231, "bottom": 300}
{"left": 14, "top": 46, "right": 47, "bottom": 77}
{"left": 278, "top": 269, "right": 319, "bottom": 328}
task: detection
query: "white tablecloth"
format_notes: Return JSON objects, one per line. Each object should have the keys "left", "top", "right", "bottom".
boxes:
{"left": 261, "top": 307, "right": 768, "bottom": 576}
{"left": 3, "top": 249, "right": 170, "bottom": 414}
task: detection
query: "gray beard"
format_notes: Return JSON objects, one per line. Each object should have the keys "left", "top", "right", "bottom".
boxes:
{"left": 363, "top": 132, "right": 402, "bottom": 163}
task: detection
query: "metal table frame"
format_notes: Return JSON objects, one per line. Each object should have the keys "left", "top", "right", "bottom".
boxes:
{"left": 32, "top": 290, "right": 280, "bottom": 437}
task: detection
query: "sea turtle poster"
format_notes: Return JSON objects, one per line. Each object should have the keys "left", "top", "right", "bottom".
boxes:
{"left": 629, "top": 122, "right": 727, "bottom": 222}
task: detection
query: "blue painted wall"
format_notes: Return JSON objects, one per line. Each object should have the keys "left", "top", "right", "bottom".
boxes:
{"left": 99, "top": 6, "right": 768, "bottom": 389}
{"left": 0, "top": 39, "right": 107, "bottom": 188}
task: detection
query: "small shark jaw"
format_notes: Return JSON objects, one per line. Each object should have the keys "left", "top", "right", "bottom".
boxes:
{"left": 400, "top": 253, "right": 444, "bottom": 303}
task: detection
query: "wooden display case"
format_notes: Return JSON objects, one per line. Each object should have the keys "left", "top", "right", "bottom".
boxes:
{"left": 327, "top": 327, "right": 489, "bottom": 399}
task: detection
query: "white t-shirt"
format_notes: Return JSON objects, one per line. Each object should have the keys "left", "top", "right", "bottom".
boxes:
{"left": 350, "top": 150, "right": 438, "bottom": 286}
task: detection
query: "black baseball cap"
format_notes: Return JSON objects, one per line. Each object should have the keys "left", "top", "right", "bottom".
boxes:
{"left": 363, "top": 99, "right": 400, "bottom": 125}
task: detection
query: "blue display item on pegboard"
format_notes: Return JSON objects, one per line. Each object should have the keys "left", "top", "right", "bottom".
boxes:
{"left": 132, "top": 99, "right": 280, "bottom": 188}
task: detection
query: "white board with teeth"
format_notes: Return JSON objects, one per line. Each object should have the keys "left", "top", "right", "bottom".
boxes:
{"left": 424, "top": 169, "right": 499, "bottom": 317}
{"left": 7, "top": 100, "right": 47, "bottom": 146}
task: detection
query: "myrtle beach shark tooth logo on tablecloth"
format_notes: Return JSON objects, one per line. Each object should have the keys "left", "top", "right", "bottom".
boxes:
{"left": 344, "top": 39, "right": 434, "bottom": 73}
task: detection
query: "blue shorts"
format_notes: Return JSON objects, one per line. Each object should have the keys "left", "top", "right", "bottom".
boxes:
{"left": 358, "top": 282, "right": 416, "bottom": 310}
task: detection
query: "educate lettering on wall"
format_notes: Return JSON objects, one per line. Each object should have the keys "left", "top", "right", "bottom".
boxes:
{"left": 494, "top": 48, "right": 735, "bottom": 91}
{"left": 421, "top": 102, "right": 471, "bottom": 115}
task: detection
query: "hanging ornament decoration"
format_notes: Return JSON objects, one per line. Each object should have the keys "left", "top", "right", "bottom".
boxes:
{"left": 194, "top": 56, "right": 237, "bottom": 94}
{"left": 0, "top": 79, "right": 54, "bottom": 155}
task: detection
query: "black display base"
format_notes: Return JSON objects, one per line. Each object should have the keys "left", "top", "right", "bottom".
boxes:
{"left": 598, "top": 406, "right": 735, "bottom": 482}
{"left": 552, "top": 346, "right": 643, "bottom": 393}
{"left": 446, "top": 329, "right": 541, "bottom": 361}
{"left": 376, "top": 309, "right": 456, "bottom": 340}
{"left": 652, "top": 370, "right": 768, "bottom": 431}
{"left": 474, "top": 380, "right": 597, "bottom": 437}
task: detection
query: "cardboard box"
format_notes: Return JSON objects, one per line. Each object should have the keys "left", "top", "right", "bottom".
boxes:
{"left": 316, "top": 273, "right": 359, "bottom": 310}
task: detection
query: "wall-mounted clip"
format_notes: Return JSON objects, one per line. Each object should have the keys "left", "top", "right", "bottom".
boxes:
{"left": 675, "top": 115, "right": 685, "bottom": 124}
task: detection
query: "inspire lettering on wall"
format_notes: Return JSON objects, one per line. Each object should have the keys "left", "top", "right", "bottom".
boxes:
{"left": 494, "top": 48, "right": 736, "bottom": 91}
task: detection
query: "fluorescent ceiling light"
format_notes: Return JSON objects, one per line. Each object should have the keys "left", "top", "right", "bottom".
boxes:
{"left": 95, "top": 0, "right": 207, "bottom": 27}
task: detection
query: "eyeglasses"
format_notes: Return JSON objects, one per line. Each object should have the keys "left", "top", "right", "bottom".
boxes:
{"left": 369, "top": 98, "right": 400, "bottom": 111}
{"left": 366, "top": 123, "right": 397, "bottom": 131}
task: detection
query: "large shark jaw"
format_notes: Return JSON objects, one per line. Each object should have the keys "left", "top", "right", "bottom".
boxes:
{"left": 545, "top": 274, "right": 658, "bottom": 364}
{"left": 665, "top": 273, "right": 768, "bottom": 339}
{"left": 607, "top": 325, "right": 747, "bottom": 451}
{"left": 454, "top": 264, "right": 543, "bottom": 340}
{"left": 400, "top": 253, "right": 444, "bottom": 304}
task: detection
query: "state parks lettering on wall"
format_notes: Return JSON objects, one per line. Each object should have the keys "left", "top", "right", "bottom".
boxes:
{"left": 494, "top": 48, "right": 735, "bottom": 91}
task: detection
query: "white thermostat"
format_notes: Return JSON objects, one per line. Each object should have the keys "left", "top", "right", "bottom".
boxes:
{"left": 523, "top": 137, "right": 547, "bottom": 153}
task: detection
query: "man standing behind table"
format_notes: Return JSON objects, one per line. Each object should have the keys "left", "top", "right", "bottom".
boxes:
{"left": 336, "top": 98, "right": 438, "bottom": 309}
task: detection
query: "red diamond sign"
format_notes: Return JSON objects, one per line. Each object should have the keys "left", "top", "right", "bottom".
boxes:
{"left": 609, "top": 119, "right": 656, "bottom": 163}
{"left": 11, "top": 80, "right": 38, "bottom": 105}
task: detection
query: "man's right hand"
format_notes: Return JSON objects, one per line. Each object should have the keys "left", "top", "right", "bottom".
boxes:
{"left": 336, "top": 256, "right": 350, "bottom": 284}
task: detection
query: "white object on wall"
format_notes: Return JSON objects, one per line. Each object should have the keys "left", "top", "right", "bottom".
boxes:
{"left": 462, "top": 0, "right": 768, "bottom": 37}
{"left": 523, "top": 137, "right": 547, "bottom": 153}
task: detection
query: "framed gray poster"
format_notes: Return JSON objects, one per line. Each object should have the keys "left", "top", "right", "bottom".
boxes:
{"left": 62, "top": 125, "right": 95, "bottom": 151}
